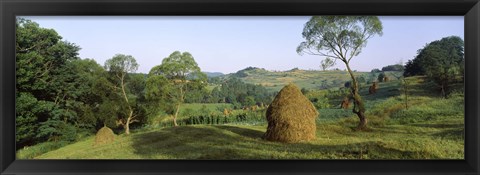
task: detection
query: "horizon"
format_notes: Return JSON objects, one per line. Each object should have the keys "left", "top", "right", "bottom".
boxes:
{"left": 22, "top": 16, "right": 464, "bottom": 74}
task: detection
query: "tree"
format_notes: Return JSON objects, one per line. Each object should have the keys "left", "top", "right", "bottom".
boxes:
{"left": 421, "top": 36, "right": 464, "bottom": 98}
{"left": 403, "top": 59, "right": 423, "bottom": 77}
{"left": 320, "top": 57, "right": 335, "bottom": 71}
{"left": 297, "top": 16, "right": 383, "bottom": 130}
{"left": 104, "top": 54, "right": 140, "bottom": 134}
{"left": 16, "top": 18, "right": 86, "bottom": 146}
{"left": 146, "top": 51, "right": 207, "bottom": 127}
{"left": 377, "top": 72, "right": 386, "bottom": 82}
{"left": 371, "top": 68, "right": 381, "bottom": 73}
{"left": 404, "top": 36, "right": 464, "bottom": 97}
{"left": 381, "top": 64, "right": 404, "bottom": 72}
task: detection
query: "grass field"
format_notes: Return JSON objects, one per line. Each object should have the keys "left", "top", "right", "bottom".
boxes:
{"left": 229, "top": 68, "right": 402, "bottom": 92}
{"left": 18, "top": 76, "right": 464, "bottom": 159}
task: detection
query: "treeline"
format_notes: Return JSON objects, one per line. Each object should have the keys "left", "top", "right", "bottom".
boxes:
{"left": 182, "top": 77, "right": 274, "bottom": 108}
{"left": 15, "top": 19, "right": 274, "bottom": 149}
{"left": 403, "top": 36, "right": 464, "bottom": 97}
{"left": 16, "top": 19, "right": 154, "bottom": 148}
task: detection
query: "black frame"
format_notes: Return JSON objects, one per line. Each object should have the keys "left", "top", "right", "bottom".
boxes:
{"left": 1, "top": 0, "right": 479, "bottom": 174}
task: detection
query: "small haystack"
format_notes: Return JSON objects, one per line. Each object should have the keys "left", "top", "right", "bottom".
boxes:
{"left": 94, "top": 126, "right": 115, "bottom": 146}
{"left": 369, "top": 82, "right": 378, "bottom": 94}
{"left": 263, "top": 83, "right": 318, "bottom": 143}
{"left": 341, "top": 97, "right": 350, "bottom": 109}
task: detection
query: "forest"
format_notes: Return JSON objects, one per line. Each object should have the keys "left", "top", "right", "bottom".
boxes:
{"left": 16, "top": 17, "right": 464, "bottom": 159}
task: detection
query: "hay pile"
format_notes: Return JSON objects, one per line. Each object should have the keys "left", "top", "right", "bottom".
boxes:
{"left": 94, "top": 126, "right": 115, "bottom": 146}
{"left": 341, "top": 97, "right": 350, "bottom": 109}
{"left": 384, "top": 76, "right": 389, "bottom": 82}
{"left": 369, "top": 82, "right": 378, "bottom": 94}
{"left": 263, "top": 83, "right": 318, "bottom": 143}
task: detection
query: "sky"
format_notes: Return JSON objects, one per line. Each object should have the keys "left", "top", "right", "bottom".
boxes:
{"left": 22, "top": 16, "right": 464, "bottom": 74}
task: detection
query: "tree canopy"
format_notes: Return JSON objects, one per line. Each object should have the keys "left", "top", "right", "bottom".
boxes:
{"left": 297, "top": 16, "right": 383, "bottom": 130}
{"left": 403, "top": 36, "right": 464, "bottom": 97}
{"left": 146, "top": 51, "right": 207, "bottom": 126}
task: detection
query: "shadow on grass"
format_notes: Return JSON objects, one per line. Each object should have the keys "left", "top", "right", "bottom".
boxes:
{"left": 409, "top": 123, "right": 464, "bottom": 129}
{"left": 431, "top": 128, "right": 464, "bottom": 141}
{"left": 131, "top": 125, "right": 439, "bottom": 159}
{"left": 212, "top": 125, "right": 264, "bottom": 139}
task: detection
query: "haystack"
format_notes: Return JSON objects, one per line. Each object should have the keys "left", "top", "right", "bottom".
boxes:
{"left": 341, "top": 97, "right": 350, "bottom": 109}
{"left": 263, "top": 83, "right": 318, "bottom": 143}
{"left": 94, "top": 126, "right": 115, "bottom": 146}
{"left": 369, "top": 82, "right": 378, "bottom": 94}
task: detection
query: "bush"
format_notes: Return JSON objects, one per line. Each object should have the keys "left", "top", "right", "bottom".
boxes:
{"left": 17, "top": 141, "right": 69, "bottom": 159}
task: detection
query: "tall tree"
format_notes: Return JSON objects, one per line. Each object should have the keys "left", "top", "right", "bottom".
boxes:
{"left": 417, "top": 36, "right": 464, "bottom": 98}
{"left": 146, "top": 51, "right": 207, "bottom": 127}
{"left": 104, "top": 54, "right": 140, "bottom": 134}
{"left": 16, "top": 18, "right": 85, "bottom": 146}
{"left": 297, "top": 16, "right": 383, "bottom": 130}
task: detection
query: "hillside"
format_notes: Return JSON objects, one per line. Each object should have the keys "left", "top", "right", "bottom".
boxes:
{"left": 219, "top": 67, "right": 401, "bottom": 92}
{"left": 18, "top": 76, "right": 464, "bottom": 159}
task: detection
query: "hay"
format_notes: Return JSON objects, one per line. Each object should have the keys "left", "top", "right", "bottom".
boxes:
{"left": 263, "top": 83, "right": 318, "bottom": 143}
{"left": 94, "top": 126, "right": 115, "bottom": 146}
{"left": 384, "top": 76, "right": 389, "bottom": 82}
{"left": 341, "top": 97, "right": 350, "bottom": 109}
{"left": 369, "top": 82, "right": 378, "bottom": 94}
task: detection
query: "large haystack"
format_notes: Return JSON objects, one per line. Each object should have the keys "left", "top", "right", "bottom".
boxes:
{"left": 263, "top": 83, "right": 318, "bottom": 143}
{"left": 94, "top": 126, "right": 115, "bottom": 146}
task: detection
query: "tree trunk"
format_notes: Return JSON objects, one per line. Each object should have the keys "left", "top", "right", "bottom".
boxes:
{"left": 356, "top": 111, "right": 368, "bottom": 130}
{"left": 125, "top": 110, "right": 133, "bottom": 135}
{"left": 173, "top": 104, "right": 180, "bottom": 127}
{"left": 120, "top": 73, "right": 134, "bottom": 135}
{"left": 344, "top": 63, "right": 368, "bottom": 130}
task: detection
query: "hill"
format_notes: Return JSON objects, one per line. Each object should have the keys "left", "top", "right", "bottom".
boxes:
{"left": 220, "top": 67, "right": 402, "bottom": 92}
{"left": 18, "top": 76, "right": 464, "bottom": 159}
{"left": 203, "top": 72, "right": 224, "bottom": 78}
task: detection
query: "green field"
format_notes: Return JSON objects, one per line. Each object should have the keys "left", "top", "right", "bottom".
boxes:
{"left": 227, "top": 68, "right": 396, "bottom": 92}
{"left": 18, "top": 76, "right": 464, "bottom": 159}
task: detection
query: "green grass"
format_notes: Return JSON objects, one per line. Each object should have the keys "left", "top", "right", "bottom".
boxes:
{"left": 29, "top": 120, "right": 463, "bottom": 159}
{"left": 237, "top": 69, "right": 374, "bottom": 92}
{"left": 19, "top": 76, "right": 464, "bottom": 159}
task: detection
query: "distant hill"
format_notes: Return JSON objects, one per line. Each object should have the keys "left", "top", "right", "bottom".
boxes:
{"left": 222, "top": 67, "right": 391, "bottom": 92}
{"left": 203, "top": 72, "right": 225, "bottom": 78}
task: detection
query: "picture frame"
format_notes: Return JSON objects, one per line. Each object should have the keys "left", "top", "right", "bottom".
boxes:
{"left": 1, "top": 0, "right": 479, "bottom": 174}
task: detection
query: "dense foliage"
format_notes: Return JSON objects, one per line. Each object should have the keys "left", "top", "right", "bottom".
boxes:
{"left": 403, "top": 36, "right": 464, "bottom": 97}
{"left": 15, "top": 19, "right": 275, "bottom": 149}
{"left": 209, "top": 77, "right": 274, "bottom": 109}
{"left": 381, "top": 64, "right": 404, "bottom": 72}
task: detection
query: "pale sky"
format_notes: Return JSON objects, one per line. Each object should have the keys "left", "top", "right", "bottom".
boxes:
{"left": 22, "top": 16, "right": 464, "bottom": 74}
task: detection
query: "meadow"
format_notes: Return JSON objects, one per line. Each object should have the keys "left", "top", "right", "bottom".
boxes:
{"left": 18, "top": 76, "right": 464, "bottom": 159}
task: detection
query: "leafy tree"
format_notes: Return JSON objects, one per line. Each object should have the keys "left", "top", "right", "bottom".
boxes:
{"left": 420, "top": 36, "right": 464, "bottom": 98}
{"left": 146, "top": 51, "right": 207, "bottom": 127}
{"left": 104, "top": 54, "right": 140, "bottom": 134}
{"left": 16, "top": 18, "right": 86, "bottom": 146}
{"left": 297, "top": 16, "right": 383, "bottom": 130}
{"left": 403, "top": 59, "right": 423, "bottom": 77}
{"left": 381, "top": 64, "right": 404, "bottom": 71}
{"left": 404, "top": 36, "right": 464, "bottom": 97}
